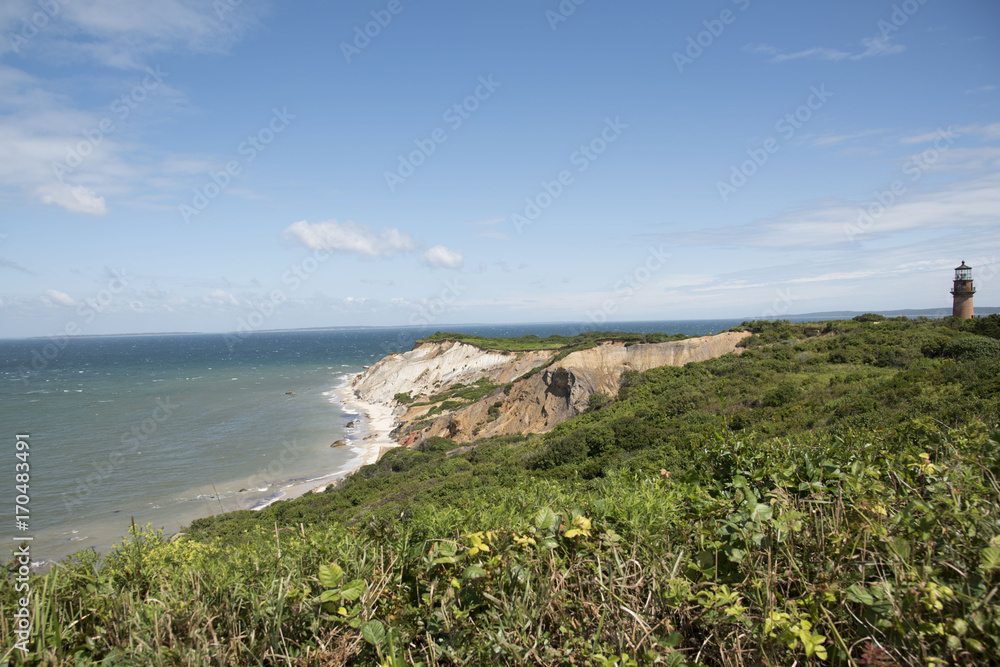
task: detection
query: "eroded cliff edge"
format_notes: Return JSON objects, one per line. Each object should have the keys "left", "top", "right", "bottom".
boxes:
{"left": 349, "top": 330, "right": 751, "bottom": 445}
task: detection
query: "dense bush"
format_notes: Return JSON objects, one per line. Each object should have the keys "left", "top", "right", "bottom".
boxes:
{"left": 853, "top": 312, "right": 886, "bottom": 322}
{"left": 943, "top": 335, "right": 1000, "bottom": 360}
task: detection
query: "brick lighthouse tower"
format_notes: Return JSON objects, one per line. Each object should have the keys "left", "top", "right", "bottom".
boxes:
{"left": 951, "top": 261, "right": 975, "bottom": 319}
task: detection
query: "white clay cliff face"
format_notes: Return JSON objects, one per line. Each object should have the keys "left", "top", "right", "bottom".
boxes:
{"left": 350, "top": 331, "right": 752, "bottom": 445}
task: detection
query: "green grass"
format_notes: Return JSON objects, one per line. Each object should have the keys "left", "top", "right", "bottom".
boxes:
{"left": 3, "top": 315, "right": 1000, "bottom": 665}
{"left": 416, "top": 330, "right": 690, "bottom": 352}
{"left": 406, "top": 378, "right": 501, "bottom": 408}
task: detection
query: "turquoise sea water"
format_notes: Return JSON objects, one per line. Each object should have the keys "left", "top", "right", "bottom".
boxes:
{"left": 0, "top": 321, "right": 739, "bottom": 564}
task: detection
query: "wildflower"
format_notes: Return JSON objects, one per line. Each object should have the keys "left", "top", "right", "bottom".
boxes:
{"left": 564, "top": 515, "right": 592, "bottom": 538}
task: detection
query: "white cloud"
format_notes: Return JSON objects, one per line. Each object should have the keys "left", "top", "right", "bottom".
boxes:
{"left": 203, "top": 289, "right": 239, "bottom": 307}
{"left": 420, "top": 245, "right": 464, "bottom": 270}
{"left": 283, "top": 219, "right": 415, "bottom": 258}
{"left": 0, "top": 62, "right": 194, "bottom": 214}
{"left": 34, "top": 183, "right": 108, "bottom": 215}
{"left": 43, "top": 289, "right": 76, "bottom": 306}
{"left": 745, "top": 36, "right": 903, "bottom": 64}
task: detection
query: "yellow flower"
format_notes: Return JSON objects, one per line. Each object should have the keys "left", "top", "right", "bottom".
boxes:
{"left": 564, "top": 515, "right": 592, "bottom": 539}
{"left": 917, "top": 452, "right": 938, "bottom": 474}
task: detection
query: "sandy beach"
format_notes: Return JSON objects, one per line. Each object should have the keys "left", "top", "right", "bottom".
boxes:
{"left": 305, "top": 379, "right": 401, "bottom": 494}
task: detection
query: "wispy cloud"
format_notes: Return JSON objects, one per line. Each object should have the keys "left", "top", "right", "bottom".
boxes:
{"left": 0, "top": 0, "right": 268, "bottom": 68}
{"left": 0, "top": 2, "right": 262, "bottom": 215}
{"left": 893, "top": 124, "right": 1000, "bottom": 146}
{"left": 467, "top": 216, "right": 509, "bottom": 241}
{"left": 0, "top": 62, "right": 178, "bottom": 214}
{"left": 744, "top": 36, "right": 904, "bottom": 63}
{"left": 685, "top": 171, "right": 1000, "bottom": 250}
{"left": 0, "top": 258, "right": 36, "bottom": 275}
{"left": 954, "top": 122, "right": 1000, "bottom": 142}
{"left": 283, "top": 219, "right": 416, "bottom": 259}
{"left": 810, "top": 128, "right": 887, "bottom": 148}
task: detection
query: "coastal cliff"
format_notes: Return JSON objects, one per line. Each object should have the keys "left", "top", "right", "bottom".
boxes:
{"left": 350, "top": 330, "right": 751, "bottom": 445}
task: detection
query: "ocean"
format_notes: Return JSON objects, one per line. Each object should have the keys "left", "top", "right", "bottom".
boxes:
{"left": 0, "top": 320, "right": 740, "bottom": 564}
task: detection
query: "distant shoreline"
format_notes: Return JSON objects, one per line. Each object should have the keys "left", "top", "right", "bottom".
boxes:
{"left": 11, "top": 309, "right": 999, "bottom": 341}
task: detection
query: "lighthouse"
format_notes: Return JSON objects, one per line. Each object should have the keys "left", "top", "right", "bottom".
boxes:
{"left": 951, "top": 261, "right": 975, "bottom": 319}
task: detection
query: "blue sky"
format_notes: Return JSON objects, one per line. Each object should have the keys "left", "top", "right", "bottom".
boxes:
{"left": 1, "top": 0, "right": 998, "bottom": 338}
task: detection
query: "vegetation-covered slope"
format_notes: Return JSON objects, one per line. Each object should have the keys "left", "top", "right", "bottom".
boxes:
{"left": 414, "top": 330, "right": 691, "bottom": 352}
{"left": 3, "top": 316, "right": 999, "bottom": 665}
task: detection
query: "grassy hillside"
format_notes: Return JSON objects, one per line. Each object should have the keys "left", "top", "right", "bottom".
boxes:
{"left": 3, "top": 316, "right": 999, "bottom": 665}
{"left": 415, "top": 330, "right": 689, "bottom": 352}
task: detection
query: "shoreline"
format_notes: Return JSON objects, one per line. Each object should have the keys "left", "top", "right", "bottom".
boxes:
{"left": 32, "top": 372, "right": 398, "bottom": 566}
{"left": 254, "top": 373, "right": 400, "bottom": 506}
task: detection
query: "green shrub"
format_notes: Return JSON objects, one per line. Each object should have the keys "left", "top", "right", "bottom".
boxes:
{"left": 588, "top": 391, "right": 612, "bottom": 411}
{"left": 944, "top": 335, "right": 1000, "bottom": 360}
{"left": 762, "top": 380, "right": 799, "bottom": 407}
